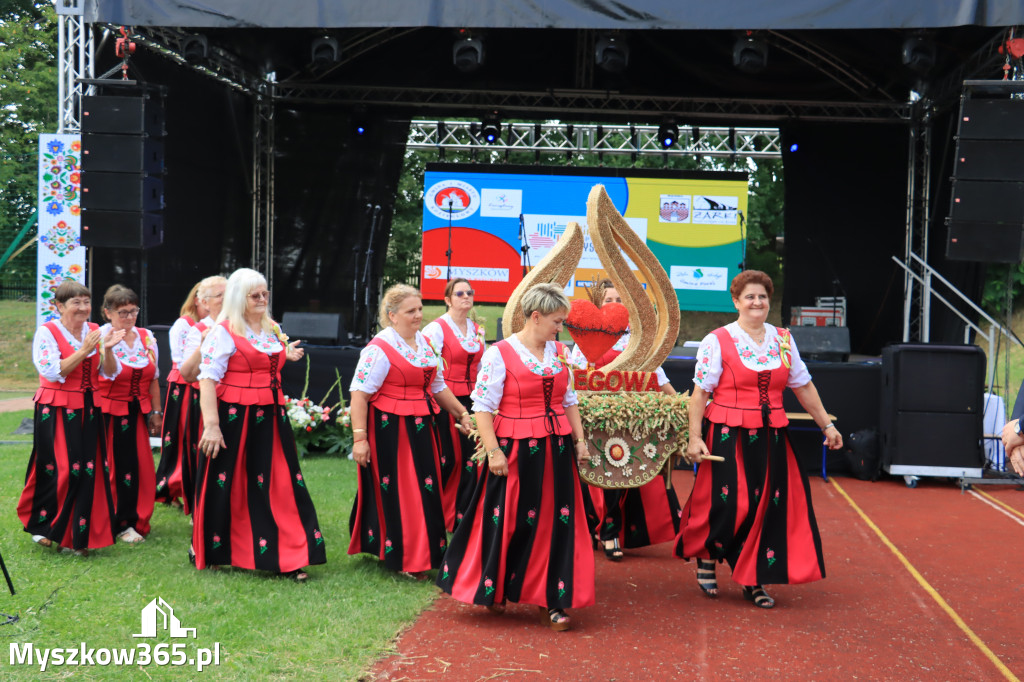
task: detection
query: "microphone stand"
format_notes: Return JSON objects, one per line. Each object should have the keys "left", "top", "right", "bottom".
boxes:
{"left": 352, "top": 203, "right": 372, "bottom": 339}
{"left": 519, "top": 213, "right": 531, "bottom": 277}
{"left": 445, "top": 199, "right": 454, "bottom": 282}
{"left": 362, "top": 205, "right": 382, "bottom": 342}
{"left": 806, "top": 235, "right": 848, "bottom": 326}
{"left": 737, "top": 209, "right": 747, "bottom": 271}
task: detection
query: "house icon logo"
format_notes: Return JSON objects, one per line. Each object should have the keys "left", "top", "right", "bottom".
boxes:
{"left": 133, "top": 597, "right": 197, "bottom": 639}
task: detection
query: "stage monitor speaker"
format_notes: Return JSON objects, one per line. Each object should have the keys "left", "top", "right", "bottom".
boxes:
{"left": 82, "top": 134, "right": 164, "bottom": 174}
{"left": 81, "top": 172, "right": 163, "bottom": 212}
{"left": 952, "top": 139, "right": 1024, "bottom": 182}
{"left": 82, "top": 95, "right": 165, "bottom": 137}
{"left": 80, "top": 210, "right": 163, "bottom": 249}
{"left": 946, "top": 220, "right": 1024, "bottom": 263}
{"left": 281, "top": 312, "right": 345, "bottom": 344}
{"left": 959, "top": 98, "right": 1024, "bottom": 140}
{"left": 880, "top": 344, "right": 984, "bottom": 414}
{"left": 788, "top": 326, "right": 849, "bottom": 362}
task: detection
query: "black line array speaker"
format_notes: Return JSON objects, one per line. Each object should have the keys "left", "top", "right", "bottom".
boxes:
{"left": 946, "top": 94, "right": 1024, "bottom": 263}
{"left": 81, "top": 92, "right": 165, "bottom": 249}
{"left": 880, "top": 344, "right": 984, "bottom": 472}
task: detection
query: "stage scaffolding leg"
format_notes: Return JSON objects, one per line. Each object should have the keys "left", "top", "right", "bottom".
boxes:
{"left": 57, "top": 5, "right": 94, "bottom": 134}
{"left": 902, "top": 101, "right": 933, "bottom": 343}
{"left": 252, "top": 81, "right": 276, "bottom": 289}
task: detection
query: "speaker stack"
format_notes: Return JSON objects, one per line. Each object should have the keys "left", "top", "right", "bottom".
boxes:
{"left": 80, "top": 91, "right": 166, "bottom": 249}
{"left": 946, "top": 81, "right": 1024, "bottom": 263}
{"left": 880, "top": 344, "right": 985, "bottom": 479}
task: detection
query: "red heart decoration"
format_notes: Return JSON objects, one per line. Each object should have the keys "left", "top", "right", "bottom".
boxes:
{"left": 565, "top": 300, "right": 630, "bottom": 364}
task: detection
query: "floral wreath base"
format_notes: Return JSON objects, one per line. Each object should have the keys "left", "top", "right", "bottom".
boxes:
{"left": 577, "top": 392, "right": 689, "bottom": 489}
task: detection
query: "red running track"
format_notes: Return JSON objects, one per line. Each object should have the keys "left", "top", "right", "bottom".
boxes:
{"left": 366, "top": 472, "right": 1024, "bottom": 681}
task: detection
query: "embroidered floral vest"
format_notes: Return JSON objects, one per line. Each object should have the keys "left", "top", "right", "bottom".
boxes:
{"left": 366, "top": 338, "right": 439, "bottom": 417}
{"left": 439, "top": 320, "right": 480, "bottom": 396}
{"left": 493, "top": 340, "right": 571, "bottom": 439}
{"left": 35, "top": 321, "right": 100, "bottom": 409}
{"left": 215, "top": 321, "right": 286, "bottom": 406}
{"left": 95, "top": 328, "right": 157, "bottom": 416}
{"left": 704, "top": 327, "right": 790, "bottom": 429}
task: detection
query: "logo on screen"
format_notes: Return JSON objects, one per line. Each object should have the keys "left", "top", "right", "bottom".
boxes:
{"left": 425, "top": 180, "right": 480, "bottom": 220}
{"left": 423, "top": 265, "right": 443, "bottom": 280}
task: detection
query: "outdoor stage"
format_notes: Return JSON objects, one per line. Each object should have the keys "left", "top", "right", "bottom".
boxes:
{"left": 365, "top": 471, "right": 1024, "bottom": 680}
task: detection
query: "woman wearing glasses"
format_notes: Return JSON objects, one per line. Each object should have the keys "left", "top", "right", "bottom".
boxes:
{"left": 195, "top": 269, "right": 325, "bottom": 581}
{"left": 161, "top": 275, "right": 226, "bottom": 514}
{"left": 423, "top": 278, "right": 484, "bottom": 529}
{"left": 95, "top": 284, "right": 160, "bottom": 543}
{"left": 18, "top": 281, "right": 122, "bottom": 556}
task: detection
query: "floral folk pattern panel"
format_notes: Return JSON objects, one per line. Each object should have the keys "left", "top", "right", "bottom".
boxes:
{"left": 37, "top": 134, "right": 85, "bottom": 326}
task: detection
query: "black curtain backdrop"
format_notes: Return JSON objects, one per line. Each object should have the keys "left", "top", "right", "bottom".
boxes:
{"left": 781, "top": 122, "right": 911, "bottom": 356}
{"left": 86, "top": 49, "right": 409, "bottom": 333}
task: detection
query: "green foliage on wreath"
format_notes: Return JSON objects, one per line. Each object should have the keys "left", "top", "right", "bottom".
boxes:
{"left": 577, "top": 391, "right": 690, "bottom": 455}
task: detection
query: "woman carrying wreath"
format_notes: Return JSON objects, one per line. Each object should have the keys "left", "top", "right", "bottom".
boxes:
{"left": 348, "top": 284, "right": 473, "bottom": 578}
{"left": 422, "top": 277, "right": 484, "bottom": 529}
{"left": 568, "top": 279, "right": 682, "bottom": 562}
{"left": 438, "top": 283, "right": 594, "bottom": 632}
{"left": 95, "top": 285, "right": 160, "bottom": 543}
{"left": 674, "top": 270, "right": 841, "bottom": 608}
{"left": 194, "top": 268, "right": 325, "bottom": 581}
{"left": 18, "top": 280, "right": 123, "bottom": 555}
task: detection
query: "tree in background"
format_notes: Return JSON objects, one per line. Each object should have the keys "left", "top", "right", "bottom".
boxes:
{"left": 0, "top": 0, "right": 57, "bottom": 288}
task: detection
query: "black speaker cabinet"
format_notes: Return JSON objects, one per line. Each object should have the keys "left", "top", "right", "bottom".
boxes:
{"left": 789, "top": 326, "right": 850, "bottom": 362}
{"left": 82, "top": 95, "right": 165, "bottom": 137}
{"left": 82, "top": 134, "right": 164, "bottom": 174}
{"left": 81, "top": 172, "right": 163, "bottom": 212}
{"left": 80, "top": 211, "right": 163, "bottom": 249}
{"left": 959, "top": 98, "right": 1024, "bottom": 140}
{"left": 880, "top": 344, "right": 984, "bottom": 477}
{"left": 947, "top": 220, "right": 1024, "bottom": 263}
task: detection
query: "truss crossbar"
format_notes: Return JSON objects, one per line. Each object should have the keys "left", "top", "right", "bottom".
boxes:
{"left": 409, "top": 121, "right": 782, "bottom": 157}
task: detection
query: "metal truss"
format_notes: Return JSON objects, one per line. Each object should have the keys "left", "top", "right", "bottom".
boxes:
{"left": 407, "top": 120, "right": 782, "bottom": 158}
{"left": 764, "top": 31, "right": 898, "bottom": 102}
{"left": 252, "top": 82, "right": 276, "bottom": 288}
{"left": 273, "top": 84, "right": 910, "bottom": 123}
{"left": 902, "top": 102, "right": 933, "bottom": 342}
{"left": 57, "top": 9, "right": 94, "bottom": 132}
{"left": 127, "top": 26, "right": 258, "bottom": 95}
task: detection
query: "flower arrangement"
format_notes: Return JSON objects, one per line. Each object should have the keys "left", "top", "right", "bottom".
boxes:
{"left": 576, "top": 391, "right": 690, "bottom": 489}
{"left": 285, "top": 356, "right": 352, "bottom": 457}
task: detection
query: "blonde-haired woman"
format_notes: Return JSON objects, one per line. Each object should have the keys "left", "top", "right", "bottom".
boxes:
{"left": 348, "top": 284, "right": 473, "bottom": 578}
{"left": 422, "top": 277, "right": 484, "bottom": 529}
{"left": 166, "top": 275, "right": 226, "bottom": 514}
{"left": 438, "top": 283, "right": 595, "bottom": 632}
{"left": 94, "top": 284, "right": 160, "bottom": 543}
{"left": 194, "top": 268, "right": 325, "bottom": 581}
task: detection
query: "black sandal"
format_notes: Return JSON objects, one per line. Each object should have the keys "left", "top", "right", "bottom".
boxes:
{"left": 538, "top": 607, "right": 571, "bottom": 632}
{"left": 283, "top": 569, "right": 309, "bottom": 583}
{"left": 696, "top": 559, "right": 718, "bottom": 597}
{"left": 603, "top": 538, "right": 624, "bottom": 562}
{"left": 742, "top": 585, "right": 775, "bottom": 609}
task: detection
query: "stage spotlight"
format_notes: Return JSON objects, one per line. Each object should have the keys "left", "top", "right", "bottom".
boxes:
{"left": 595, "top": 36, "right": 629, "bottom": 74}
{"left": 789, "top": 143, "right": 799, "bottom": 152}
{"left": 181, "top": 34, "right": 208, "bottom": 65}
{"left": 311, "top": 36, "right": 340, "bottom": 67}
{"left": 453, "top": 36, "right": 484, "bottom": 73}
{"left": 481, "top": 113, "right": 501, "bottom": 144}
{"left": 901, "top": 36, "right": 936, "bottom": 74}
{"left": 657, "top": 120, "right": 679, "bottom": 149}
{"left": 733, "top": 34, "right": 768, "bottom": 74}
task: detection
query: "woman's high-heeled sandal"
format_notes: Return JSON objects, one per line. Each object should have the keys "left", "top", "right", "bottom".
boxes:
{"left": 742, "top": 585, "right": 775, "bottom": 609}
{"left": 283, "top": 569, "right": 309, "bottom": 583}
{"left": 538, "top": 607, "right": 571, "bottom": 632}
{"left": 696, "top": 559, "right": 718, "bottom": 598}
{"left": 603, "top": 538, "right": 623, "bottom": 562}
{"left": 486, "top": 599, "right": 507, "bottom": 615}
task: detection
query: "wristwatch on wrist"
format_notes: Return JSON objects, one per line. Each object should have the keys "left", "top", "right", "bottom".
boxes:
{"left": 1015, "top": 420, "right": 1022, "bottom": 436}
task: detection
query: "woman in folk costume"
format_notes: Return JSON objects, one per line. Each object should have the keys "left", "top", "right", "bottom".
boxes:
{"left": 172, "top": 275, "right": 227, "bottom": 514}
{"left": 348, "top": 284, "right": 473, "bottom": 579}
{"left": 18, "top": 280, "right": 123, "bottom": 556}
{"left": 194, "top": 268, "right": 325, "bottom": 581}
{"left": 438, "top": 283, "right": 595, "bottom": 632}
{"left": 422, "top": 277, "right": 484, "bottom": 529}
{"left": 94, "top": 285, "right": 160, "bottom": 543}
{"left": 568, "top": 279, "right": 682, "bottom": 562}
{"left": 675, "top": 270, "right": 842, "bottom": 608}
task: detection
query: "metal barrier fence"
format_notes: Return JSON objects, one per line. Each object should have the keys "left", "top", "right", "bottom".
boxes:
{"left": 0, "top": 282, "right": 34, "bottom": 301}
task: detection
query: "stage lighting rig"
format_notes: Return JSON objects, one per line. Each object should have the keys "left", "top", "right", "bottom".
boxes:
{"left": 453, "top": 35, "right": 485, "bottom": 73}
{"left": 312, "top": 36, "right": 340, "bottom": 67}
{"left": 180, "top": 34, "right": 208, "bottom": 65}
{"left": 901, "top": 35, "right": 936, "bottom": 74}
{"left": 733, "top": 32, "right": 768, "bottom": 74}
{"left": 657, "top": 120, "right": 679, "bottom": 148}
{"left": 480, "top": 113, "right": 502, "bottom": 144}
{"left": 595, "top": 36, "right": 629, "bottom": 74}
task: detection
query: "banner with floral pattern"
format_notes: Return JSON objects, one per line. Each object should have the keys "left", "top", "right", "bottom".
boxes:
{"left": 37, "top": 134, "right": 85, "bottom": 327}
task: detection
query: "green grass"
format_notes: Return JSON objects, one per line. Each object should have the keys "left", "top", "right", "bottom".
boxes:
{"left": 0, "top": 417, "right": 439, "bottom": 680}
{"left": 422, "top": 303, "right": 504, "bottom": 340}
{"left": 0, "top": 301, "right": 37, "bottom": 392}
